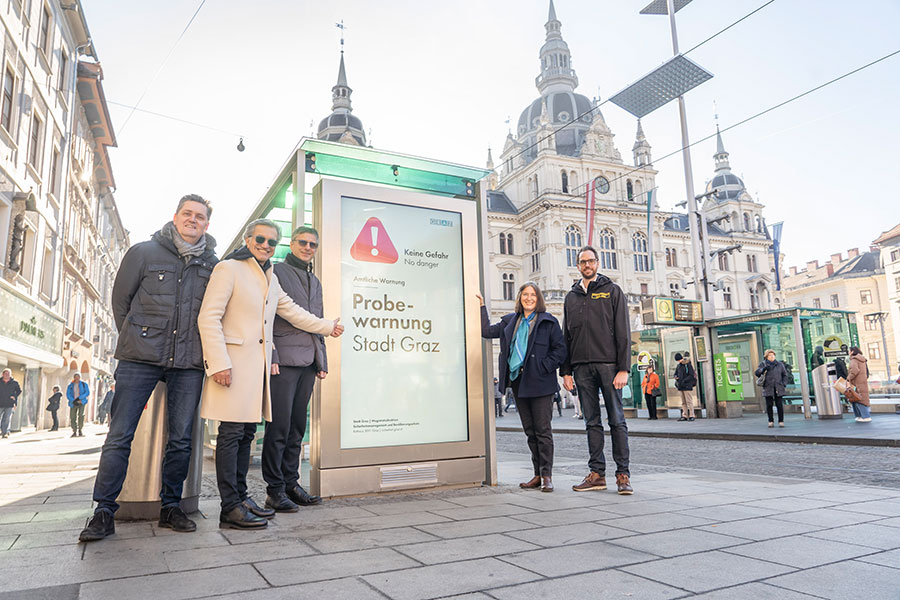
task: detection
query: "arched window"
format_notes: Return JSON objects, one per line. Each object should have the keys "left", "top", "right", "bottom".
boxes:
{"left": 718, "top": 252, "right": 730, "bottom": 271}
{"left": 634, "top": 180, "right": 643, "bottom": 199}
{"left": 626, "top": 180, "right": 634, "bottom": 201}
{"left": 743, "top": 212, "right": 751, "bottom": 231}
{"left": 532, "top": 175, "right": 539, "bottom": 199}
{"left": 755, "top": 215, "right": 763, "bottom": 233}
{"left": 749, "top": 286, "right": 760, "bottom": 311}
{"left": 502, "top": 273, "right": 515, "bottom": 301}
{"left": 561, "top": 171, "right": 569, "bottom": 194}
{"left": 746, "top": 254, "right": 753, "bottom": 272}
{"left": 506, "top": 233, "right": 514, "bottom": 255}
{"left": 723, "top": 286, "right": 733, "bottom": 309}
{"left": 529, "top": 230, "right": 540, "bottom": 273}
{"left": 565, "top": 225, "right": 582, "bottom": 267}
{"left": 632, "top": 232, "right": 649, "bottom": 272}
{"left": 598, "top": 229, "right": 617, "bottom": 270}
{"left": 665, "top": 247, "right": 678, "bottom": 267}
{"left": 499, "top": 233, "right": 507, "bottom": 255}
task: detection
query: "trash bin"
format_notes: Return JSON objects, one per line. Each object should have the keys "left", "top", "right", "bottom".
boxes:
{"left": 117, "top": 382, "right": 204, "bottom": 520}
{"left": 812, "top": 364, "right": 842, "bottom": 419}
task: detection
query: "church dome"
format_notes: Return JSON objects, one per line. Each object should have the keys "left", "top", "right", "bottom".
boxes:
{"left": 706, "top": 172, "right": 745, "bottom": 201}
{"left": 517, "top": 91, "right": 593, "bottom": 156}
{"left": 317, "top": 112, "right": 365, "bottom": 145}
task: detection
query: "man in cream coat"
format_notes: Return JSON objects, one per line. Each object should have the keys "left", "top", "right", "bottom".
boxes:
{"left": 198, "top": 219, "right": 343, "bottom": 529}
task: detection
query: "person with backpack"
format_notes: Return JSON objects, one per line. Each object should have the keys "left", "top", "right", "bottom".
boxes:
{"left": 754, "top": 349, "right": 789, "bottom": 427}
{"left": 673, "top": 352, "right": 697, "bottom": 421}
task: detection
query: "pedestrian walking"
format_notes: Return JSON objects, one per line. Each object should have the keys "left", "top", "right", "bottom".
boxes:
{"left": 673, "top": 352, "right": 697, "bottom": 421}
{"left": 847, "top": 347, "right": 872, "bottom": 422}
{"left": 263, "top": 226, "right": 330, "bottom": 513}
{"left": 560, "top": 246, "right": 634, "bottom": 495}
{"left": 80, "top": 194, "right": 218, "bottom": 543}
{"left": 834, "top": 356, "right": 849, "bottom": 380}
{"left": 571, "top": 386, "right": 582, "bottom": 419}
{"left": 810, "top": 346, "right": 826, "bottom": 370}
{"left": 641, "top": 364, "right": 660, "bottom": 420}
{"left": 0, "top": 368, "right": 21, "bottom": 438}
{"left": 504, "top": 387, "right": 516, "bottom": 413}
{"left": 66, "top": 374, "right": 89, "bottom": 437}
{"left": 552, "top": 390, "right": 563, "bottom": 418}
{"left": 198, "top": 219, "right": 342, "bottom": 530}
{"left": 97, "top": 385, "right": 114, "bottom": 425}
{"left": 46, "top": 386, "right": 61, "bottom": 431}
{"left": 478, "top": 284, "right": 566, "bottom": 493}
{"left": 493, "top": 378, "right": 504, "bottom": 419}
{"left": 754, "top": 349, "right": 789, "bottom": 428}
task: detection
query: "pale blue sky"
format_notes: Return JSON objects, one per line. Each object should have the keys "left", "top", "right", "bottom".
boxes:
{"left": 81, "top": 0, "right": 900, "bottom": 267}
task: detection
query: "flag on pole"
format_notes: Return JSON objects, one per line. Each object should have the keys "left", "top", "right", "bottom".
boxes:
{"left": 646, "top": 189, "right": 654, "bottom": 270}
{"left": 585, "top": 178, "right": 596, "bottom": 246}
{"left": 770, "top": 222, "right": 784, "bottom": 290}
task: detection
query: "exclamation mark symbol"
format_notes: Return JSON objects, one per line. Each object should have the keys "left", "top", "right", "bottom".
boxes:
{"left": 370, "top": 226, "right": 379, "bottom": 256}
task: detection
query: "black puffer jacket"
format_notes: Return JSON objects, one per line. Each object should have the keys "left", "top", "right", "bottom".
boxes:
{"left": 559, "top": 275, "right": 631, "bottom": 375}
{"left": 112, "top": 230, "right": 217, "bottom": 370}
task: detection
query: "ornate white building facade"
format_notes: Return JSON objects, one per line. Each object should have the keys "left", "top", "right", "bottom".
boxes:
{"left": 486, "top": 1, "right": 782, "bottom": 328}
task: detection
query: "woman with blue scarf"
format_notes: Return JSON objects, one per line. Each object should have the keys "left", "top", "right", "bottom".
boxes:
{"left": 478, "top": 283, "right": 567, "bottom": 492}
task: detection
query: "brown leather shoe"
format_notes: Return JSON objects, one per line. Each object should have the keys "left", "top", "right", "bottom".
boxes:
{"left": 572, "top": 472, "right": 606, "bottom": 492}
{"left": 519, "top": 476, "right": 541, "bottom": 489}
{"left": 616, "top": 473, "right": 634, "bottom": 495}
{"left": 540, "top": 476, "right": 554, "bottom": 492}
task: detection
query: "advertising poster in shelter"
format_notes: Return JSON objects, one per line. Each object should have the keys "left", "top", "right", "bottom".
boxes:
{"left": 340, "top": 195, "right": 468, "bottom": 449}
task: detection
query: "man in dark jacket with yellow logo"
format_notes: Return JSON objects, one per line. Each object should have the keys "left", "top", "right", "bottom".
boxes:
{"left": 560, "top": 246, "right": 633, "bottom": 495}
{"left": 80, "top": 195, "right": 218, "bottom": 542}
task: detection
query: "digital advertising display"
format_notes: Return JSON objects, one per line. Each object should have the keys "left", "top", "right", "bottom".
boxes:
{"left": 339, "top": 195, "right": 469, "bottom": 449}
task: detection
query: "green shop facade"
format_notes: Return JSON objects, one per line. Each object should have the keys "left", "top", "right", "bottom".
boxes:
{"left": 626, "top": 307, "right": 858, "bottom": 416}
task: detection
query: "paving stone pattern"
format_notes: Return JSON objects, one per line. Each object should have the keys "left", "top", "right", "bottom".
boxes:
{"left": 1, "top": 425, "right": 899, "bottom": 598}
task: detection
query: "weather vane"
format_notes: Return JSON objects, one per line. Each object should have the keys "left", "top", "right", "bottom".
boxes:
{"left": 336, "top": 20, "right": 347, "bottom": 53}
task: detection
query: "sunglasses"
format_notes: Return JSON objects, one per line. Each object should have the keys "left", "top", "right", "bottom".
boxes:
{"left": 253, "top": 235, "right": 279, "bottom": 248}
{"left": 292, "top": 239, "right": 319, "bottom": 249}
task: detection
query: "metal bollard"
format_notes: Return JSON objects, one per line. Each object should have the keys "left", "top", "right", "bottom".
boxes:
{"left": 117, "top": 382, "right": 203, "bottom": 520}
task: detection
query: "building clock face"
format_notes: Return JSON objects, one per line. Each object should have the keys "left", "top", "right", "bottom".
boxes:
{"left": 594, "top": 176, "right": 610, "bottom": 194}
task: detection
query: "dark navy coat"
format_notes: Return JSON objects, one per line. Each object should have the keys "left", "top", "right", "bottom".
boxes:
{"left": 481, "top": 307, "right": 567, "bottom": 398}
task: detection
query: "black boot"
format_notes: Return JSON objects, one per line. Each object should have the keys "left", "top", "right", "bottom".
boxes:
{"left": 265, "top": 493, "right": 299, "bottom": 513}
{"left": 79, "top": 510, "right": 115, "bottom": 542}
{"left": 243, "top": 496, "right": 276, "bottom": 518}
{"left": 159, "top": 505, "right": 197, "bottom": 532}
{"left": 219, "top": 504, "right": 267, "bottom": 529}
{"left": 286, "top": 485, "right": 322, "bottom": 506}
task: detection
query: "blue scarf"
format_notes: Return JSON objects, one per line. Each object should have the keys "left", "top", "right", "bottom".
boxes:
{"left": 508, "top": 312, "right": 536, "bottom": 381}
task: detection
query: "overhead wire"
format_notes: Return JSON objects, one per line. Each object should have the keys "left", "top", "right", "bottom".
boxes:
{"left": 107, "top": 100, "right": 244, "bottom": 139}
{"left": 117, "top": 0, "right": 208, "bottom": 136}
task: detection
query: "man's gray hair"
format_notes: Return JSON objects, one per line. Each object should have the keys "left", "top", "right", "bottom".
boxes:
{"left": 243, "top": 218, "right": 281, "bottom": 241}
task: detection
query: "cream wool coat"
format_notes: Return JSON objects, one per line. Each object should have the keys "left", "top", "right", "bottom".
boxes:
{"left": 197, "top": 257, "right": 335, "bottom": 423}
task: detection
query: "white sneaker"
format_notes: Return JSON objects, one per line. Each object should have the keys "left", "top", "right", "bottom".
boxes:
{"left": 855, "top": 417, "right": 862, "bottom": 422}
{"left": 859, "top": 418, "right": 872, "bottom": 422}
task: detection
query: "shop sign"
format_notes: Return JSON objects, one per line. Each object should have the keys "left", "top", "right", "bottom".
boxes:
{"left": 637, "top": 351, "right": 652, "bottom": 371}
{"left": 641, "top": 296, "right": 704, "bottom": 326}
{"left": 0, "top": 284, "right": 64, "bottom": 355}
{"left": 694, "top": 335, "right": 709, "bottom": 362}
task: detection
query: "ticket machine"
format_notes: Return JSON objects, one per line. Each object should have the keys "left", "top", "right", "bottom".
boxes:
{"left": 714, "top": 352, "right": 743, "bottom": 417}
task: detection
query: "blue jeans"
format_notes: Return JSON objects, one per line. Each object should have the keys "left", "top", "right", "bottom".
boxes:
{"left": 851, "top": 402, "right": 871, "bottom": 419}
{"left": 0, "top": 406, "right": 13, "bottom": 435}
{"left": 92, "top": 361, "right": 204, "bottom": 514}
{"left": 573, "top": 362, "right": 630, "bottom": 476}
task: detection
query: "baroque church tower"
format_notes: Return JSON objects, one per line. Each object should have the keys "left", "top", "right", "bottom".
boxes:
{"left": 317, "top": 50, "right": 367, "bottom": 146}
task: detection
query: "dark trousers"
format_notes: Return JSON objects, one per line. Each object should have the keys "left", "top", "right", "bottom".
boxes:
{"left": 49, "top": 409, "right": 59, "bottom": 430}
{"left": 262, "top": 365, "right": 316, "bottom": 496}
{"left": 573, "top": 362, "right": 630, "bottom": 476}
{"left": 70, "top": 403, "right": 84, "bottom": 433}
{"left": 552, "top": 397, "right": 562, "bottom": 417}
{"left": 644, "top": 393, "right": 658, "bottom": 420}
{"left": 494, "top": 397, "right": 503, "bottom": 418}
{"left": 92, "top": 361, "right": 204, "bottom": 514}
{"left": 512, "top": 380, "right": 554, "bottom": 477}
{"left": 765, "top": 395, "right": 784, "bottom": 423}
{"left": 216, "top": 421, "right": 257, "bottom": 511}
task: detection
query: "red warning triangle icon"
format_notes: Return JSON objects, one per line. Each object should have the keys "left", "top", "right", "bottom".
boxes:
{"left": 350, "top": 217, "right": 399, "bottom": 264}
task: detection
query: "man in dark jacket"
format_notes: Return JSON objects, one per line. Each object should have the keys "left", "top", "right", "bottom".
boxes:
{"left": 560, "top": 246, "right": 633, "bottom": 495}
{"left": 673, "top": 352, "right": 697, "bottom": 421}
{"left": 262, "top": 226, "right": 327, "bottom": 512}
{"left": 0, "top": 368, "right": 21, "bottom": 438}
{"left": 46, "top": 386, "right": 61, "bottom": 431}
{"left": 80, "top": 195, "right": 218, "bottom": 542}
{"left": 97, "top": 384, "right": 114, "bottom": 425}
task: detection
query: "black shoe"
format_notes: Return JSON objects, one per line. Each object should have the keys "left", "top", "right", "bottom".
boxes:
{"left": 677, "top": 417, "right": 688, "bottom": 421}
{"left": 688, "top": 417, "right": 695, "bottom": 421}
{"left": 219, "top": 504, "right": 267, "bottom": 529}
{"left": 265, "top": 493, "right": 299, "bottom": 513}
{"left": 159, "top": 505, "right": 197, "bottom": 532}
{"left": 286, "top": 485, "right": 322, "bottom": 506}
{"left": 71, "top": 432, "right": 78, "bottom": 437}
{"left": 79, "top": 511, "right": 115, "bottom": 541}
{"left": 244, "top": 496, "right": 276, "bottom": 518}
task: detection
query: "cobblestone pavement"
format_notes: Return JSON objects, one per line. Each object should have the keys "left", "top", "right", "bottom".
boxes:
{"left": 497, "top": 430, "right": 900, "bottom": 489}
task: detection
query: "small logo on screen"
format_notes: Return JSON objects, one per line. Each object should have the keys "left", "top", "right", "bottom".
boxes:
{"left": 430, "top": 218, "right": 454, "bottom": 227}
{"left": 351, "top": 217, "right": 399, "bottom": 264}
